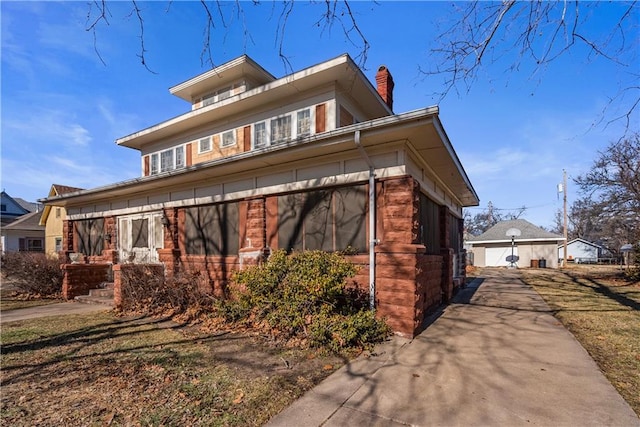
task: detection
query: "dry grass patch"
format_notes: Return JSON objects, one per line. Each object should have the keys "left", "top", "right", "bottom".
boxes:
{"left": 520, "top": 265, "right": 640, "bottom": 415}
{"left": 1, "top": 311, "right": 347, "bottom": 426}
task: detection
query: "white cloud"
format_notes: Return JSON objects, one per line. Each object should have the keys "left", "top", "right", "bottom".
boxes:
{"left": 4, "top": 109, "right": 92, "bottom": 147}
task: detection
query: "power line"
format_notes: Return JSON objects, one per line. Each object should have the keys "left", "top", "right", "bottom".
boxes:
{"left": 464, "top": 202, "right": 557, "bottom": 211}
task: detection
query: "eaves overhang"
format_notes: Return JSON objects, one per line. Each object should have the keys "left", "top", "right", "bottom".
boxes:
{"left": 169, "top": 55, "right": 276, "bottom": 102}
{"left": 44, "top": 107, "right": 478, "bottom": 208}
{"left": 117, "top": 54, "right": 392, "bottom": 150}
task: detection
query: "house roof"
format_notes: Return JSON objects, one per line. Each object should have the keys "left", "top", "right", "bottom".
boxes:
{"left": 1, "top": 191, "right": 30, "bottom": 216}
{"left": 169, "top": 55, "right": 276, "bottom": 102}
{"left": 468, "top": 219, "right": 564, "bottom": 244}
{"left": 41, "top": 107, "right": 480, "bottom": 208}
{"left": 559, "top": 238, "right": 604, "bottom": 249}
{"left": 116, "top": 54, "right": 393, "bottom": 150}
{"left": 39, "top": 184, "right": 85, "bottom": 225}
{"left": 2, "top": 211, "right": 45, "bottom": 232}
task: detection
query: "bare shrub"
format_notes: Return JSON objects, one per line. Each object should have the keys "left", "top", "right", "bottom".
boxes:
{"left": 119, "top": 265, "right": 215, "bottom": 318}
{"left": 0, "top": 252, "right": 63, "bottom": 296}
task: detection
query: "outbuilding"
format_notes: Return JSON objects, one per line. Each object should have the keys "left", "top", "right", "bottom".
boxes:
{"left": 468, "top": 219, "right": 565, "bottom": 268}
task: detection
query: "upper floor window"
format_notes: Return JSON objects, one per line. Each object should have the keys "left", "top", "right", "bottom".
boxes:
{"left": 151, "top": 154, "right": 159, "bottom": 175}
{"left": 148, "top": 145, "right": 186, "bottom": 176}
{"left": 176, "top": 146, "right": 185, "bottom": 168}
{"left": 271, "top": 115, "right": 292, "bottom": 144}
{"left": 297, "top": 109, "right": 311, "bottom": 136}
{"left": 254, "top": 107, "right": 314, "bottom": 149}
{"left": 199, "top": 137, "right": 211, "bottom": 153}
{"left": 254, "top": 122, "right": 267, "bottom": 148}
{"left": 160, "top": 150, "right": 174, "bottom": 173}
{"left": 55, "top": 207, "right": 61, "bottom": 218}
{"left": 221, "top": 130, "right": 236, "bottom": 147}
{"left": 201, "top": 85, "right": 233, "bottom": 107}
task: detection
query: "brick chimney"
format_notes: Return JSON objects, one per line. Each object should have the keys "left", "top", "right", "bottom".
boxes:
{"left": 375, "top": 65, "right": 394, "bottom": 112}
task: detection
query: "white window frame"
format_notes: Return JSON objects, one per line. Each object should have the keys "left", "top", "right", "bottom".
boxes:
{"left": 271, "top": 114, "right": 292, "bottom": 145}
{"left": 201, "top": 85, "right": 234, "bottom": 107}
{"left": 297, "top": 108, "right": 311, "bottom": 137}
{"left": 55, "top": 237, "right": 63, "bottom": 253}
{"left": 150, "top": 153, "right": 159, "bottom": 175}
{"left": 199, "top": 137, "right": 212, "bottom": 153}
{"left": 252, "top": 106, "right": 315, "bottom": 150}
{"left": 149, "top": 145, "right": 186, "bottom": 176}
{"left": 221, "top": 130, "right": 236, "bottom": 147}
{"left": 253, "top": 122, "right": 267, "bottom": 149}
{"left": 175, "top": 145, "right": 185, "bottom": 168}
{"left": 160, "top": 149, "right": 174, "bottom": 173}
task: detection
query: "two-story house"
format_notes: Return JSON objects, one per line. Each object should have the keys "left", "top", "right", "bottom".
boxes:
{"left": 43, "top": 54, "right": 479, "bottom": 336}
{"left": 39, "top": 184, "right": 84, "bottom": 256}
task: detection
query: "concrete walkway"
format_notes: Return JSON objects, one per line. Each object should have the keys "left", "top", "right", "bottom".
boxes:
{"left": 0, "top": 301, "right": 111, "bottom": 324}
{"left": 267, "top": 269, "right": 639, "bottom": 427}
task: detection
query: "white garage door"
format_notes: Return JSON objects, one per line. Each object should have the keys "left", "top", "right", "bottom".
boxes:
{"left": 485, "top": 246, "right": 519, "bottom": 267}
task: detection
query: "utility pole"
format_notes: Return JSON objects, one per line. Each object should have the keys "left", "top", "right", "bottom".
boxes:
{"left": 563, "top": 169, "right": 568, "bottom": 267}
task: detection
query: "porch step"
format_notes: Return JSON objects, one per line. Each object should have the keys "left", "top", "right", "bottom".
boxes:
{"left": 75, "top": 284, "right": 115, "bottom": 306}
{"left": 88, "top": 288, "right": 114, "bottom": 298}
{"left": 74, "top": 294, "right": 114, "bottom": 306}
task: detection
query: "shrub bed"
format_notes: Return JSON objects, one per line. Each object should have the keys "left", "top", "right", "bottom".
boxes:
{"left": 219, "top": 250, "right": 390, "bottom": 351}
{"left": 0, "top": 252, "right": 63, "bottom": 296}
{"left": 119, "top": 264, "right": 214, "bottom": 318}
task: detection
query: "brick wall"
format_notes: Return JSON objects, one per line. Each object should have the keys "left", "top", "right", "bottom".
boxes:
{"left": 61, "top": 263, "right": 110, "bottom": 299}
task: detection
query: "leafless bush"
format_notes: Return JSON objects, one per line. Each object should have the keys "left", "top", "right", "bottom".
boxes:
{"left": 0, "top": 252, "right": 63, "bottom": 296}
{"left": 119, "top": 265, "right": 216, "bottom": 318}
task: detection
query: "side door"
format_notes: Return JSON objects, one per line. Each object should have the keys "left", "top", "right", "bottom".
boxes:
{"left": 118, "top": 212, "right": 164, "bottom": 263}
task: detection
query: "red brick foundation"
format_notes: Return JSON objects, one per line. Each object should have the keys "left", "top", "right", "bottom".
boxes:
{"left": 61, "top": 263, "right": 111, "bottom": 300}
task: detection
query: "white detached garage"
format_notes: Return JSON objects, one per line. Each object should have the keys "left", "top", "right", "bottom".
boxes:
{"left": 467, "top": 219, "right": 565, "bottom": 269}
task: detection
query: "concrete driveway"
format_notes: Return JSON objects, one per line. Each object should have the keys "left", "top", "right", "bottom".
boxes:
{"left": 268, "top": 269, "right": 639, "bottom": 426}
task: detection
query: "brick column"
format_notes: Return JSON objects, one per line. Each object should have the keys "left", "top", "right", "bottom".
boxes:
{"left": 112, "top": 264, "right": 123, "bottom": 308}
{"left": 374, "top": 176, "right": 423, "bottom": 337}
{"left": 239, "top": 198, "right": 268, "bottom": 269}
{"left": 158, "top": 207, "right": 181, "bottom": 276}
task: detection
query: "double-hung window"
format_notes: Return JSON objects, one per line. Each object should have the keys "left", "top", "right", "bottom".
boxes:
{"left": 271, "top": 115, "right": 292, "bottom": 144}
{"left": 254, "top": 122, "right": 267, "bottom": 148}
{"left": 221, "top": 130, "right": 236, "bottom": 147}
{"left": 175, "top": 146, "right": 185, "bottom": 168}
{"left": 199, "top": 137, "right": 211, "bottom": 153}
{"left": 160, "top": 150, "right": 173, "bottom": 173}
{"left": 151, "top": 154, "right": 159, "bottom": 175}
{"left": 149, "top": 146, "right": 185, "bottom": 175}
{"left": 297, "top": 109, "right": 311, "bottom": 136}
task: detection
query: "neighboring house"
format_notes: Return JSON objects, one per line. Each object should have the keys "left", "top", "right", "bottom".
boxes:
{"left": 42, "top": 54, "right": 479, "bottom": 337}
{"left": 467, "top": 219, "right": 565, "bottom": 268}
{"left": 558, "top": 238, "right": 612, "bottom": 264}
{"left": 1, "top": 211, "right": 45, "bottom": 254}
{"left": 1, "top": 191, "right": 30, "bottom": 225}
{"left": 39, "top": 184, "right": 84, "bottom": 256}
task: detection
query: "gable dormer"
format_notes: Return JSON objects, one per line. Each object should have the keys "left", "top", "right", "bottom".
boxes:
{"left": 169, "top": 55, "right": 276, "bottom": 110}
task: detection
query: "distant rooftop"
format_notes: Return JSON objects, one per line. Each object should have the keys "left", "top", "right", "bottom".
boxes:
{"left": 468, "top": 219, "right": 564, "bottom": 243}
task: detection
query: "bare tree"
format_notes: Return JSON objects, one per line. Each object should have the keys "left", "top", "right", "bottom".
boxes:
{"left": 85, "top": 1, "right": 638, "bottom": 131}
{"left": 425, "top": 1, "right": 639, "bottom": 132}
{"left": 464, "top": 201, "right": 527, "bottom": 236}
{"left": 573, "top": 133, "right": 640, "bottom": 250}
{"left": 84, "top": 0, "right": 370, "bottom": 72}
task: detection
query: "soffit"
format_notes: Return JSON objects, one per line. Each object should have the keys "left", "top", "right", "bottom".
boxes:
{"left": 169, "top": 55, "right": 276, "bottom": 101}
{"left": 45, "top": 108, "right": 478, "bottom": 208}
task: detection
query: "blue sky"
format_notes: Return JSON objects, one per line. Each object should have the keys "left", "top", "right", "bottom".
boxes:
{"left": 2, "top": 1, "right": 638, "bottom": 229}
